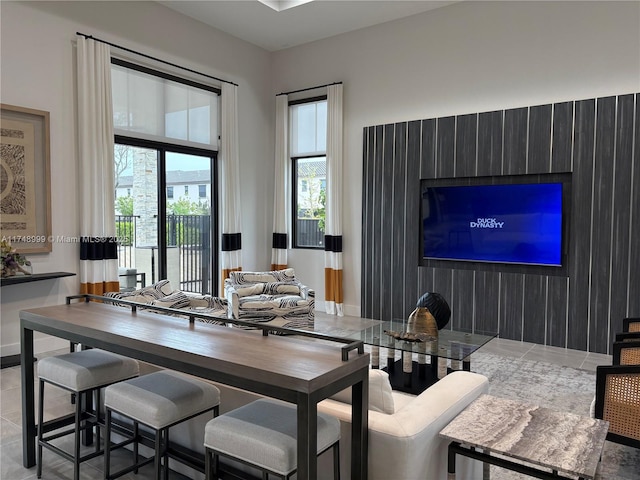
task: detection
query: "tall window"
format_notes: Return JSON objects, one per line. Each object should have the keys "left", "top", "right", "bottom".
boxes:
{"left": 290, "top": 97, "right": 327, "bottom": 248}
{"left": 112, "top": 60, "right": 219, "bottom": 294}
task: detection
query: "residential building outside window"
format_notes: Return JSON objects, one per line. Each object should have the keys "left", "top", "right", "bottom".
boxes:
{"left": 290, "top": 97, "right": 327, "bottom": 248}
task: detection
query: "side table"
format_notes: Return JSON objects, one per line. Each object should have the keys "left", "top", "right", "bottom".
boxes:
{"left": 440, "top": 394, "right": 609, "bottom": 480}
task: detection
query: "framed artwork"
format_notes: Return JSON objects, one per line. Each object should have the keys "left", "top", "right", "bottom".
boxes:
{"left": 0, "top": 104, "right": 52, "bottom": 253}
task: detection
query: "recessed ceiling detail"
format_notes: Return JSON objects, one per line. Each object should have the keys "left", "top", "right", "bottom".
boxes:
{"left": 159, "top": 1, "right": 458, "bottom": 51}
{"left": 257, "top": 0, "right": 315, "bottom": 12}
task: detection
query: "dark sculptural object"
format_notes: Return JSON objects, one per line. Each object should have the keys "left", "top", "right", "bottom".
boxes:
{"left": 416, "top": 292, "right": 451, "bottom": 329}
{"left": 406, "top": 292, "right": 451, "bottom": 339}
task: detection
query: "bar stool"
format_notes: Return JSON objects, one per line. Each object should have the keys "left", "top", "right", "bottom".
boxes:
{"left": 203, "top": 398, "right": 341, "bottom": 480}
{"left": 104, "top": 370, "right": 221, "bottom": 480}
{"left": 36, "top": 349, "right": 139, "bottom": 480}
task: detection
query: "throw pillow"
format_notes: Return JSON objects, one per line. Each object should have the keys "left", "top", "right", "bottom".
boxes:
{"left": 236, "top": 283, "right": 265, "bottom": 297}
{"left": 263, "top": 282, "right": 300, "bottom": 296}
{"left": 330, "top": 369, "right": 395, "bottom": 414}
{"left": 229, "top": 268, "right": 296, "bottom": 285}
{"left": 150, "top": 290, "right": 191, "bottom": 310}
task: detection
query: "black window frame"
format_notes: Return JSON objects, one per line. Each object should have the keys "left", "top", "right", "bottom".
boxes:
{"left": 290, "top": 95, "right": 327, "bottom": 250}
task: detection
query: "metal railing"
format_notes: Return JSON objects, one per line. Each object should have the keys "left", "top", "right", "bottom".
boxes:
{"left": 296, "top": 218, "right": 324, "bottom": 247}
{"left": 115, "top": 214, "right": 212, "bottom": 295}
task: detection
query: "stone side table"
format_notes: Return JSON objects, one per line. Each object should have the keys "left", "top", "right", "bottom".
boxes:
{"left": 440, "top": 394, "right": 609, "bottom": 480}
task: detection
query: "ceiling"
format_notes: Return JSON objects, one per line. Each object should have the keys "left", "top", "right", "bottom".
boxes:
{"left": 159, "top": 1, "right": 458, "bottom": 52}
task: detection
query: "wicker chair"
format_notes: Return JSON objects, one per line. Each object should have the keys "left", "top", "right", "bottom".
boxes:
{"left": 615, "top": 332, "right": 640, "bottom": 342}
{"left": 594, "top": 364, "right": 640, "bottom": 448}
{"left": 613, "top": 340, "right": 640, "bottom": 366}
{"left": 623, "top": 317, "right": 640, "bottom": 333}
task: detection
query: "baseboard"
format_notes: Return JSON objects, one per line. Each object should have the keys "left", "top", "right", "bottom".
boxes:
{"left": 1, "top": 336, "right": 70, "bottom": 359}
{"left": 314, "top": 300, "right": 361, "bottom": 317}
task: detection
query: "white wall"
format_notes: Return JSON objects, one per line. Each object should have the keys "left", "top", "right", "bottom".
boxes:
{"left": 272, "top": 0, "right": 640, "bottom": 315}
{"left": 0, "top": 1, "right": 273, "bottom": 355}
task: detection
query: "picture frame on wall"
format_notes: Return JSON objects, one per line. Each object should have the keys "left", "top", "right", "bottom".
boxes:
{"left": 0, "top": 103, "right": 52, "bottom": 254}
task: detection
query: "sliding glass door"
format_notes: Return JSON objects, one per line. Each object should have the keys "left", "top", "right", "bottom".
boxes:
{"left": 114, "top": 140, "right": 217, "bottom": 294}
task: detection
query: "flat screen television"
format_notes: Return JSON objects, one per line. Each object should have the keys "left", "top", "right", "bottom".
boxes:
{"left": 421, "top": 176, "right": 569, "bottom": 268}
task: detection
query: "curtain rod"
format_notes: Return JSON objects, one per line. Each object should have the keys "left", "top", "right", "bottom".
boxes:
{"left": 277, "top": 81, "right": 342, "bottom": 96}
{"left": 76, "top": 32, "right": 238, "bottom": 87}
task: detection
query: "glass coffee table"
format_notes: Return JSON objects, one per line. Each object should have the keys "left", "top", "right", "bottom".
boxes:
{"left": 334, "top": 318, "right": 497, "bottom": 394}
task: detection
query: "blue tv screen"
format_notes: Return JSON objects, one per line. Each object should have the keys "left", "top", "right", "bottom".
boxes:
{"left": 421, "top": 182, "right": 563, "bottom": 266}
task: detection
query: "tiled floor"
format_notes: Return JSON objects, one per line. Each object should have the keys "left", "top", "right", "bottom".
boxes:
{"left": 0, "top": 314, "right": 616, "bottom": 480}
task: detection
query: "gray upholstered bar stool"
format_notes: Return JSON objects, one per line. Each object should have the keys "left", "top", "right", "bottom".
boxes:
{"left": 104, "top": 370, "right": 221, "bottom": 480}
{"left": 36, "top": 348, "right": 139, "bottom": 480}
{"left": 204, "top": 398, "right": 341, "bottom": 480}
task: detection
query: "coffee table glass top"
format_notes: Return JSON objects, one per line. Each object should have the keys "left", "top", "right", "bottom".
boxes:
{"left": 306, "top": 317, "right": 497, "bottom": 360}
{"left": 440, "top": 394, "right": 609, "bottom": 479}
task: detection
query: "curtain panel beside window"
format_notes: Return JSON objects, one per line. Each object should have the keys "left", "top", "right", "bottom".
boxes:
{"left": 76, "top": 35, "right": 119, "bottom": 295}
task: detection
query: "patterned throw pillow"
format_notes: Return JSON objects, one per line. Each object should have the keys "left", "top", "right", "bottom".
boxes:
{"left": 150, "top": 290, "right": 191, "bottom": 310}
{"left": 229, "top": 268, "right": 296, "bottom": 285}
{"left": 137, "top": 279, "right": 173, "bottom": 299}
{"left": 236, "top": 283, "right": 265, "bottom": 297}
{"left": 262, "top": 282, "right": 300, "bottom": 296}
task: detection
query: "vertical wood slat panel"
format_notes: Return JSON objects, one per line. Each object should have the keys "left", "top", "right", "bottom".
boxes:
{"left": 455, "top": 113, "right": 477, "bottom": 177}
{"left": 630, "top": 94, "right": 640, "bottom": 316}
{"left": 361, "top": 127, "right": 373, "bottom": 318}
{"left": 500, "top": 273, "right": 524, "bottom": 341}
{"left": 546, "top": 276, "right": 569, "bottom": 348}
{"left": 419, "top": 120, "right": 437, "bottom": 302}
{"left": 451, "top": 270, "right": 474, "bottom": 331}
{"left": 432, "top": 268, "right": 453, "bottom": 329}
{"left": 361, "top": 93, "right": 638, "bottom": 354}
{"left": 437, "top": 116, "right": 455, "bottom": 178}
{"left": 503, "top": 107, "right": 528, "bottom": 175}
{"left": 567, "top": 99, "right": 595, "bottom": 351}
{"left": 404, "top": 121, "right": 422, "bottom": 317}
{"left": 391, "top": 123, "right": 407, "bottom": 320}
{"left": 421, "top": 119, "right": 436, "bottom": 178}
{"left": 369, "top": 125, "right": 385, "bottom": 321}
{"left": 528, "top": 104, "right": 552, "bottom": 174}
{"left": 589, "top": 96, "right": 616, "bottom": 353}
{"left": 477, "top": 110, "right": 503, "bottom": 176}
{"left": 609, "top": 94, "right": 635, "bottom": 339}
{"left": 552, "top": 101, "right": 573, "bottom": 173}
{"left": 474, "top": 271, "right": 500, "bottom": 335}
{"left": 522, "top": 275, "right": 547, "bottom": 344}
{"left": 380, "top": 124, "right": 395, "bottom": 321}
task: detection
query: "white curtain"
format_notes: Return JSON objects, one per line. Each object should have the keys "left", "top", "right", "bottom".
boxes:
{"left": 76, "top": 35, "right": 119, "bottom": 295}
{"left": 220, "top": 82, "right": 243, "bottom": 291}
{"left": 324, "top": 84, "right": 344, "bottom": 315}
{"left": 271, "top": 95, "right": 289, "bottom": 270}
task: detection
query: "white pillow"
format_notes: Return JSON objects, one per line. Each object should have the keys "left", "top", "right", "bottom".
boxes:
{"left": 330, "top": 369, "right": 395, "bottom": 414}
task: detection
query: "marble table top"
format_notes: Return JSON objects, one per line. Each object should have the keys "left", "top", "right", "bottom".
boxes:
{"left": 440, "top": 394, "right": 609, "bottom": 479}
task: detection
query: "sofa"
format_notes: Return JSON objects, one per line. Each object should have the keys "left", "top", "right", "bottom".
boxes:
{"left": 224, "top": 268, "right": 315, "bottom": 329}
{"left": 104, "top": 279, "right": 228, "bottom": 325}
{"left": 133, "top": 366, "right": 488, "bottom": 480}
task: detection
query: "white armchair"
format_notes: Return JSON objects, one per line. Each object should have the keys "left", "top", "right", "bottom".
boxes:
{"left": 316, "top": 370, "right": 489, "bottom": 480}
{"left": 224, "top": 268, "right": 315, "bottom": 329}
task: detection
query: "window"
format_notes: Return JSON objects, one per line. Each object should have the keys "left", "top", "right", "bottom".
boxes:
{"left": 112, "top": 60, "right": 219, "bottom": 295}
{"left": 290, "top": 98, "right": 327, "bottom": 248}
{"left": 199, "top": 185, "right": 207, "bottom": 198}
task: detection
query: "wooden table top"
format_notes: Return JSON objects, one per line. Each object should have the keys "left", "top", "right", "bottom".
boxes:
{"left": 20, "top": 302, "right": 370, "bottom": 398}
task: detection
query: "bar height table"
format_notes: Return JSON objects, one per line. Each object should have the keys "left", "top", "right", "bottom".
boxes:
{"left": 20, "top": 302, "right": 370, "bottom": 480}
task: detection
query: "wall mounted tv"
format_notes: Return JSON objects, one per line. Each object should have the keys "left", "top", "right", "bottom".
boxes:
{"left": 420, "top": 174, "right": 571, "bottom": 271}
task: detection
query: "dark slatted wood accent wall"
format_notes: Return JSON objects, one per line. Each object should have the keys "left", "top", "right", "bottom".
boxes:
{"left": 362, "top": 93, "right": 639, "bottom": 354}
